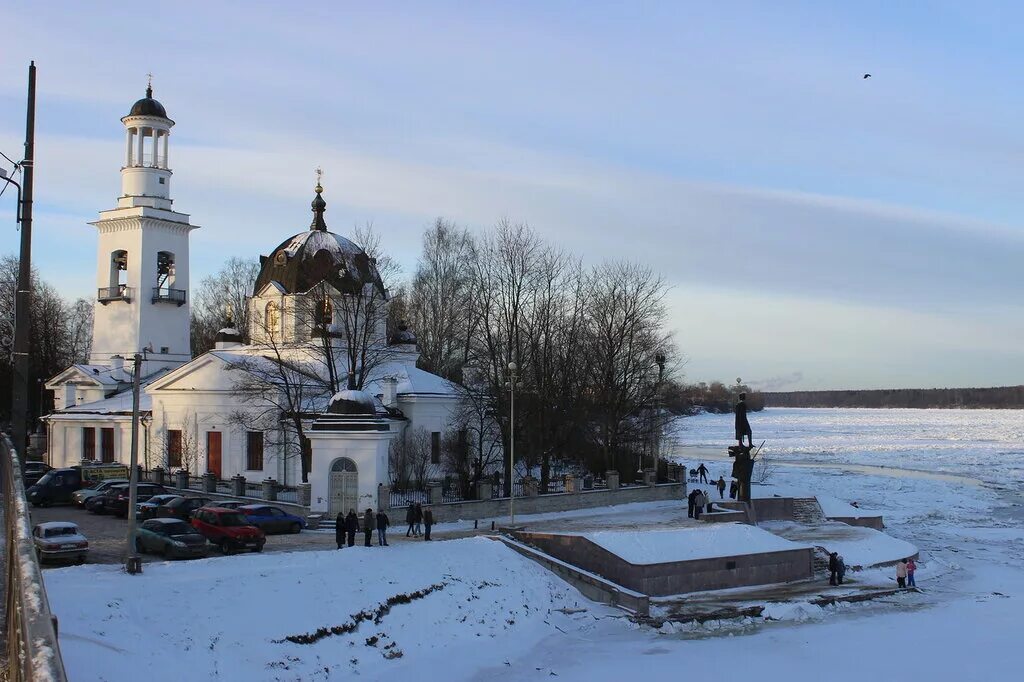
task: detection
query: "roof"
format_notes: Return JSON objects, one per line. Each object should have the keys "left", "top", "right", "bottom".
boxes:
{"left": 145, "top": 517, "right": 188, "bottom": 525}
{"left": 35, "top": 522, "right": 79, "bottom": 531}
{"left": 47, "top": 367, "right": 170, "bottom": 419}
{"left": 126, "top": 85, "right": 169, "bottom": 119}
{"left": 47, "top": 363, "right": 133, "bottom": 389}
{"left": 252, "top": 187, "right": 384, "bottom": 296}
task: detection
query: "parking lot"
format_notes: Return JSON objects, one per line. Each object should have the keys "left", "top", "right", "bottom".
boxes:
{"left": 30, "top": 502, "right": 342, "bottom": 567}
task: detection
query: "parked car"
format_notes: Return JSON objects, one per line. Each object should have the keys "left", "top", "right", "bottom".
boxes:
{"left": 71, "top": 478, "right": 130, "bottom": 508}
{"left": 156, "top": 496, "right": 212, "bottom": 521}
{"left": 191, "top": 507, "right": 265, "bottom": 554}
{"left": 32, "top": 521, "right": 89, "bottom": 564}
{"left": 136, "top": 494, "right": 184, "bottom": 520}
{"left": 135, "top": 518, "right": 208, "bottom": 559}
{"left": 238, "top": 504, "right": 306, "bottom": 534}
{"left": 23, "top": 461, "right": 53, "bottom": 487}
{"left": 27, "top": 464, "right": 130, "bottom": 506}
{"left": 97, "top": 483, "right": 169, "bottom": 517}
{"left": 203, "top": 500, "right": 244, "bottom": 510}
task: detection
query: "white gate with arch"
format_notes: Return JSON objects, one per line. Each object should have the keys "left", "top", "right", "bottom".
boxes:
{"left": 329, "top": 457, "right": 359, "bottom": 517}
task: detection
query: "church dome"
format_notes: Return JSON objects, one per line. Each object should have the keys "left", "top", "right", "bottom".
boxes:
{"left": 126, "top": 85, "right": 169, "bottom": 119}
{"left": 327, "top": 389, "right": 377, "bottom": 415}
{"left": 253, "top": 184, "right": 385, "bottom": 297}
{"left": 388, "top": 322, "right": 417, "bottom": 346}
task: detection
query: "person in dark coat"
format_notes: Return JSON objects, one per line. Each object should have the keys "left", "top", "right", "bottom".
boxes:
{"left": 687, "top": 488, "right": 697, "bottom": 518}
{"left": 423, "top": 506, "right": 434, "bottom": 541}
{"left": 716, "top": 476, "right": 726, "bottom": 499}
{"left": 375, "top": 510, "right": 390, "bottom": 546}
{"left": 413, "top": 503, "right": 423, "bottom": 536}
{"left": 363, "top": 509, "right": 374, "bottom": 547}
{"left": 735, "top": 392, "right": 753, "bottom": 447}
{"left": 335, "top": 511, "right": 346, "bottom": 549}
{"left": 828, "top": 552, "right": 839, "bottom": 586}
{"left": 697, "top": 463, "right": 709, "bottom": 484}
{"left": 405, "top": 505, "right": 417, "bottom": 537}
{"left": 345, "top": 509, "right": 358, "bottom": 547}
{"left": 729, "top": 480, "right": 738, "bottom": 499}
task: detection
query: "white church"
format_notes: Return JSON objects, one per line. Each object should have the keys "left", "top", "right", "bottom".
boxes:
{"left": 42, "top": 86, "right": 462, "bottom": 516}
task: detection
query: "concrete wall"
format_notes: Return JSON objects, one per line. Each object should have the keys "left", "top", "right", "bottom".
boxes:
{"left": 828, "top": 515, "right": 885, "bottom": 530}
{"left": 420, "top": 483, "right": 685, "bottom": 523}
{"left": 518, "top": 531, "right": 813, "bottom": 596}
{"left": 750, "top": 497, "right": 795, "bottom": 522}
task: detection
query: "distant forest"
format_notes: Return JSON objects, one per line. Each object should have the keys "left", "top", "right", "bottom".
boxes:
{"left": 763, "top": 386, "right": 1024, "bottom": 409}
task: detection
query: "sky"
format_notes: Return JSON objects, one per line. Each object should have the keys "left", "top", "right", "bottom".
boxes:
{"left": 1, "top": 1, "right": 1023, "bottom": 391}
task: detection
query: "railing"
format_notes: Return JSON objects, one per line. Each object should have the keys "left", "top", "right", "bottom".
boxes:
{"left": 390, "top": 489, "right": 429, "bottom": 508}
{"left": 277, "top": 486, "right": 299, "bottom": 504}
{"left": 97, "top": 285, "right": 132, "bottom": 304}
{"left": 151, "top": 287, "right": 186, "bottom": 306}
{"left": 1, "top": 435, "right": 70, "bottom": 681}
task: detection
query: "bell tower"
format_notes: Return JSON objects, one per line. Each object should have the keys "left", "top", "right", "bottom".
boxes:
{"left": 89, "top": 82, "right": 197, "bottom": 375}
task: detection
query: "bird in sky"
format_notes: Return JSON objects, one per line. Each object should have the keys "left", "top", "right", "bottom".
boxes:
{"left": 863, "top": 73, "right": 872, "bottom": 79}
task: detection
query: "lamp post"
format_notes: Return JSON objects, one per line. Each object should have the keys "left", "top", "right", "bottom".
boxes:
{"left": 506, "top": 361, "right": 518, "bottom": 527}
{"left": 124, "top": 351, "right": 144, "bottom": 574}
{"left": 653, "top": 352, "right": 666, "bottom": 473}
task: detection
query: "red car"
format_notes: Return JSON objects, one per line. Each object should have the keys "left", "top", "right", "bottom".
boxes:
{"left": 191, "top": 507, "right": 265, "bottom": 555}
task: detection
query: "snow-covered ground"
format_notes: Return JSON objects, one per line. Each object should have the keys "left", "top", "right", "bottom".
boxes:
{"left": 581, "top": 524, "right": 809, "bottom": 564}
{"left": 45, "top": 408, "right": 1024, "bottom": 680}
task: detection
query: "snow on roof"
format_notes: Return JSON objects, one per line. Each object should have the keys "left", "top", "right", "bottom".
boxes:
{"left": 49, "top": 363, "right": 133, "bottom": 388}
{"left": 52, "top": 368, "right": 170, "bottom": 417}
{"left": 579, "top": 524, "right": 811, "bottom": 564}
{"left": 367, "top": 362, "right": 460, "bottom": 397}
{"left": 35, "top": 521, "right": 79, "bottom": 531}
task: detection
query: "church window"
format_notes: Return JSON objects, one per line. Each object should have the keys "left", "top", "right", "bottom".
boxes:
{"left": 158, "top": 177, "right": 165, "bottom": 184}
{"left": 82, "top": 427, "right": 96, "bottom": 460}
{"left": 156, "top": 251, "right": 176, "bottom": 289}
{"left": 316, "top": 298, "right": 333, "bottom": 326}
{"left": 109, "top": 250, "right": 128, "bottom": 292}
{"left": 246, "top": 432, "right": 264, "bottom": 471}
{"left": 265, "top": 301, "right": 281, "bottom": 332}
{"left": 167, "top": 430, "right": 182, "bottom": 468}
{"left": 101, "top": 428, "right": 115, "bottom": 463}
{"left": 431, "top": 431, "right": 441, "bottom": 465}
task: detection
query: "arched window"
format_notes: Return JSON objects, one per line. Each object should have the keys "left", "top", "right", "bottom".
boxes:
{"left": 331, "top": 457, "right": 358, "bottom": 473}
{"left": 319, "top": 298, "right": 333, "bottom": 326}
{"left": 265, "top": 301, "right": 281, "bottom": 332}
{"left": 156, "top": 251, "right": 176, "bottom": 288}
{"left": 110, "top": 250, "right": 128, "bottom": 291}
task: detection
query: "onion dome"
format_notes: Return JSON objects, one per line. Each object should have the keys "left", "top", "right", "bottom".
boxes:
{"left": 327, "top": 389, "right": 377, "bottom": 415}
{"left": 388, "top": 322, "right": 417, "bottom": 346}
{"left": 253, "top": 184, "right": 385, "bottom": 297}
{"left": 126, "top": 84, "right": 169, "bottom": 119}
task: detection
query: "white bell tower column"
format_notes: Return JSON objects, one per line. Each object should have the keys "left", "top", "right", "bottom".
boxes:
{"left": 89, "top": 83, "right": 198, "bottom": 376}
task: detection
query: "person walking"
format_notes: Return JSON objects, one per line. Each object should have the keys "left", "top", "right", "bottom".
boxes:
{"left": 693, "top": 489, "right": 705, "bottom": 520}
{"left": 896, "top": 559, "right": 908, "bottom": 588}
{"left": 413, "top": 502, "right": 423, "bottom": 536}
{"left": 376, "top": 509, "right": 390, "bottom": 546}
{"left": 345, "top": 509, "right": 358, "bottom": 547}
{"left": 363, "top": 508, "right": 374, "bottom": 547}
{"left": 906, "top": 558, "right": 917, "bottom": 587}
{"left": 729, "top": 480, "right": 738, "bottom": 499}
{"left": 828, "top": 552, "right": 839, "bottom": 586}
{"left": 837, "top": 555, "right": 846, "bottom": 585}
{"left": 405, "top": 504, "right": 417, "bottom": 537}
{"left": 697, "top": 463, "right": 709, "bottom": 484}
{"left": 735, "top": 392, "right": 753, "bottom": 448}
{"left": 717, "top": 476, "right": 726, "bottom": 499}
{"left": 423, "top": 506, "right": 434, "bottom": 541}
{"left": 335, "top": 511, "right": 346, "bottom": 549}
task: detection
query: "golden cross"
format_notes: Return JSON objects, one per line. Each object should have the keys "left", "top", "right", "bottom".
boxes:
{"left": 315, "top": 167, "right": 323, "bottom": 186}
{"left": 146, "top": 72, "right": 153, "bottom": 88}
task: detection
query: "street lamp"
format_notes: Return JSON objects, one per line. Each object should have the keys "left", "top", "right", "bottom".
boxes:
{"left": 654, "top": 352, "right": 666, "bottom": 473}
{"left": 506, "top": 361, "right": 518, "bottom": 527}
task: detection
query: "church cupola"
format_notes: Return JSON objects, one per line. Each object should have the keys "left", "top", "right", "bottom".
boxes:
{"left": 119, "top": 79, "right": 174, "bottom": 210}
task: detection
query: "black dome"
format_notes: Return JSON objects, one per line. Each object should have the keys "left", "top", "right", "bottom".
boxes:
{"left": 327, "top": 390, "right": 377, "bottom": 415}
{"left": 253, "top": 186, "right": 385, "bottom": 296}
{"left": 388, "top": 323, "right": 417, "bottom": 346}
{"left": 126, "top": 86, "right": 169, "bottom": 119}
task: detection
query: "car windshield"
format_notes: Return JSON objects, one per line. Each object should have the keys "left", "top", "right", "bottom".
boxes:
{"left": 162, "top": 522, "right": 193, "bottom": 536}
{"left": 219, "top": 513, "right": 250, "bottom": 527}
{"left": 44, "top": 527, "right": 78, "bottom": 538}
{"left": 35, "top": 473, "right": 54, "bottom": 486}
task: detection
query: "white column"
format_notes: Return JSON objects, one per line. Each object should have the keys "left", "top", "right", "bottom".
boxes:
{"left": 125, "top": 128, "right": 134, "bottom": 166}
{"left": 151, "top": 130, "right": 159, "bottom": 167}
{"left": 137, "top": 127, "right": 145, "bottom": 167}
{"left": 162, "top": 130, "right": 169, "bottom": 169}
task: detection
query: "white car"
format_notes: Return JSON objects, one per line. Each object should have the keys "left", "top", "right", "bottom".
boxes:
{"left": 32, "top": 521, "right": 89, "bottom": 564}
{"left": 71, "top": 478, "right": 129, "bottom": 507}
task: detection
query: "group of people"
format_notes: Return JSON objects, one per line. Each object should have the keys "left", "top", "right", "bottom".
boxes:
{"left": 896, "top": 557, "right": 917, "bottom": 588}
{"left": 333, "top": 503, "right": 435, "bottom": 549}
{"left": 827, "top": 552, "right": 847, "bottom": 585}
{"left": 404, "top": 502, "right": 434, "bottom": 541}
{"left": 687, "top": 487, "right": 716, "bottom": 519}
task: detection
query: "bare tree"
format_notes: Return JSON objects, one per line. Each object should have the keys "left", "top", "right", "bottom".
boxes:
{"left": 191, "top": 256, "right": 260, "bottom": 355}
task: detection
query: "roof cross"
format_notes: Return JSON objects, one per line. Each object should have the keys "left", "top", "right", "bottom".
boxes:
{"left": 315, "top": 166, "right": 323, "bottom": 189}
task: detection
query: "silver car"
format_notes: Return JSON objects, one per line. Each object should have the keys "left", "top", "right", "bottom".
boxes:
{"left": 71, "top": 478, "right": 129, "bottom": 507}
{"left": 32, "top": 522, "right": 89, "bottom": 564}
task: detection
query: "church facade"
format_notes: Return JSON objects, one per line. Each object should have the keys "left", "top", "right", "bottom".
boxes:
{"left": 43, "top": 87, "right": 462, "bottom": 516}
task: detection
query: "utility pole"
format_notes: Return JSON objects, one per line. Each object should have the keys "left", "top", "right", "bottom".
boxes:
{"left": 124, "top": 352, "right": 143, "bottom": 574}
{"left": 11, "top": 61, "right": 36, "bottom": 461}
{"left": 507, "top": 361, "right": 518, "bottom": 527}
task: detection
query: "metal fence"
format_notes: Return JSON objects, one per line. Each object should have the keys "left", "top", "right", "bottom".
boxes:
{"left": 1, "top": 435, "right": 70, "bottom": 682}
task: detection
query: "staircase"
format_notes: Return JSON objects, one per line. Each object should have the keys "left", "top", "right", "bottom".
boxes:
{"left": 792, "top": 498, "right": 825, "bottom": 524}
{"left": 812, "top": 547, "right": 831, "bottom": 574}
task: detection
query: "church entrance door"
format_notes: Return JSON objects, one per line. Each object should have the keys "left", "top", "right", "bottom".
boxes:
{"left": 329, "top": 458, "right": 358, "bottom": 517}
{"left": 207, "top": 431, "right": 222, "bottom": 479}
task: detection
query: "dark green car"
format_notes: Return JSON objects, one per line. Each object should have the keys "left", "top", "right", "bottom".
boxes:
{"left": 135, "top": 518, "right": 208, "bottom": 559}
